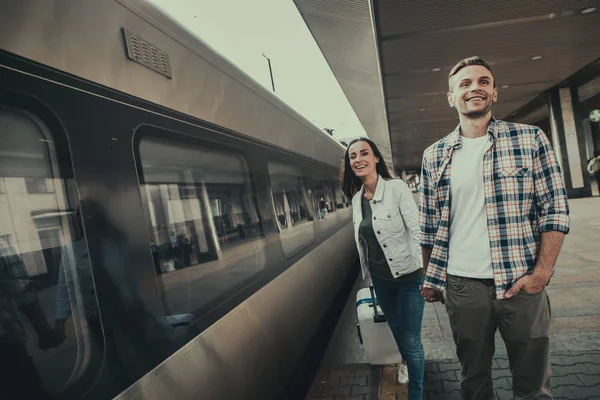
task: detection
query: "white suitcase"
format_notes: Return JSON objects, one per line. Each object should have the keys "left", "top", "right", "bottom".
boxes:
{"left": 356, "top": 286, "right": 403, "bottom": 365}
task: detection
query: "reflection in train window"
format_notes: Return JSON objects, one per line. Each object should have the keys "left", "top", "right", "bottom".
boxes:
{"left": 331, "top": 179, "right": 352, "bottom": 224}
{"left": 137, "top": 133, "right": 266, "bottom": 317}
{"left": 311, "top": 179, "right": 339, "bottom": 236}
{"left": 268, "top": 162, "right": 315, "bottom": 257}
{"left": 0, "top": 106, "right": 99, "bottom": 399}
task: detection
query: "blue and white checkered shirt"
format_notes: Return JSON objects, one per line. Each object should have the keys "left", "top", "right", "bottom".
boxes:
{"left": 419, "top": 118, "right": 570, "bottom": 299}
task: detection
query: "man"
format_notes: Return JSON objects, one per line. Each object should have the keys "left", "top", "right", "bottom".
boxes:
{"left": 419, "top": 56, "right": 570, "bottom": 399}
{"left": 319, "top": 197, "right": 328, "bottom": 220}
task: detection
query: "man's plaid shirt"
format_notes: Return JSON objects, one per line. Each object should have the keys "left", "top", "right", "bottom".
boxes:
{"left": 419, "top": 118, "right": 570, "bottom": 299}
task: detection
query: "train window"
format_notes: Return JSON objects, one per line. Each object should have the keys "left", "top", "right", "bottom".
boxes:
{"left": 0, "top": 106, "right": 100, "bottom": 399}
{"left": 137, "top": 133, "right": 266, "bottom": 317}
{"left": 268, "top": 162, "right": 315, "bottom": 257}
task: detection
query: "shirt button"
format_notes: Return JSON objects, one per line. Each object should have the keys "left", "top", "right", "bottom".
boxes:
{"left": 377, "top": 231, "right": 381, "bottom": 234}
{"left": 373, "top": 216, "right": 376, "bottom": 220}
{"left": 395, "top": 272, "right": 399, "bottom": 276}
{"left": 383, "top": 244, "right": 387, "bottom": 248}
{"left": 388, "top": 258, "right": 393, "bottom": 262}
{"left": 387, "top": 214, "right": 391, "bottom": 218}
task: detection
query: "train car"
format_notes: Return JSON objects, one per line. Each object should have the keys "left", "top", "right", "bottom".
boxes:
{"left": 0, "top": 1, "right": 358, "bottom": 399}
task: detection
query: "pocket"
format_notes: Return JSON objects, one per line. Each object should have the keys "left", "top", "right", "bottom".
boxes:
{"left": 377, "top": 208, "right": 405, "bottom": 235}
{"left": 497, "top": 167, "right": 529, "bottom": 178}
{"left": 377, "top": 207, "right": 400, "bottom": 221}
{"left": 446, "top": 275, "right": 467, "bottom": 293}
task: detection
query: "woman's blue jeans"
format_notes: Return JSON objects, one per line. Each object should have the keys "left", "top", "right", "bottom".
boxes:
{"left": 371, "top": 274, "right": 425, "bottom": 400}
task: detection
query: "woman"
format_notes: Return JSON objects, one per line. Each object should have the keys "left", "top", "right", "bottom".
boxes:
{"left": 341, "top": 138, "right": 425, "bottom": 399}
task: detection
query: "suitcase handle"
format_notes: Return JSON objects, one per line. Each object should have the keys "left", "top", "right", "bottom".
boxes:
{"left": 369, "top": 285, "right": 386, "bottom": 323}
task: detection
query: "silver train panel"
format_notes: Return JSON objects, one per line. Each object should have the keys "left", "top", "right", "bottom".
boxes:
{"left": 115, "top": 224, "right": 356, "bottom": 400}
{"left": 0, "top": 0, "right": 344, "bottom": 168}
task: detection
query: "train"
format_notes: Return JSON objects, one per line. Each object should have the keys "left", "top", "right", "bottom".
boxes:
{"left": 0, "top": 1, "right": 358, "bottom": 399}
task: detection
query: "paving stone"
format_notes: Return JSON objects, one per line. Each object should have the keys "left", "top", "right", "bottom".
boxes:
{"left": 426, "top": 370, "right": 459, "bottom": 382}
{"left": 438, "top": 361, "right": 461, "bottom": 372}
{"left": 442, "top": 380, "right": 461, "bottom": 393}
{"left": 423, "top": 381, "right": 444, "bottom": 393}
{"left": 339, "top": 375, "right": 368, "bottom": 387}
{"left": 553, "top": 364, "right": 596, "bottom": 376}
{"left": 491, "top": 368, "right": 511, "bottom": 379}
{"left": 493, "top": 377, "right": 512, "bottom": 391}
{"left": 495, "top": 388, "right": 513, "bottom": 400}
{"left": 352, "top": 364, "right": 375, "bottom": 377}
{"left": 424, "top": 362, "right": 439, "bottom": 373}
{"left": 566, "top": 386, "right": 600, "bottom": 399}
{"left": 553, "top": 374, "right": 587, "bottom": 387}
{"left": 494, "top": 358, "right": 510, "bottom": 369}
{"left": 577, "top": 373, "right": 600, "bottom": 386}
{"left": 552, "top": 355, "right": 567, "bottom": 365}
{"left": 322, "top": 384, "right": 351, "bottom": 397}
{"left": 560, "top": 353, "right": 600, "bottom": 365}
{"left": 584, "top": 362, "right": 600, "bottom": 374}
{"left": 379, "top": 367, "right": 397, "bottom": 385}
{"left": 428, "top": 391, "right": 462, "bottom": 400}
{"left": 551, "top": 386, "right": 578, "bottom": 399}
{"left": 378, "top": 392, "right": 395, "bottom": 400}
{"left": 350, "top": 383, "right": 377, "bottom": 396}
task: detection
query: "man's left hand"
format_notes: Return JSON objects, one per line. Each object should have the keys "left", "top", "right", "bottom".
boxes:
{"left": 504, "top": 268, "right": 551, "bottom": 298}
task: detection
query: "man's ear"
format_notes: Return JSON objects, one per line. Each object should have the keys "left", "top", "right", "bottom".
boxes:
{"left": 447, "top": 92, "right": 455, "bottom": 108}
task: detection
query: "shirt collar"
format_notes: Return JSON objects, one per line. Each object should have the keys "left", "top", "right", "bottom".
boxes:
{"left": 447, "top": 116, "right": 498, "bottom": 150}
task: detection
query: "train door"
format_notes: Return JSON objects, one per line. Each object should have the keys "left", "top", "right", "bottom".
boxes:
{"left": 0, "top": 90, "right": 103, "bottom": 399}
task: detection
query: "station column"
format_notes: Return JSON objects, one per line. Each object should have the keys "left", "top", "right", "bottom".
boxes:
{"left": 548, "top": 86, "right": 592, "bottom": 198}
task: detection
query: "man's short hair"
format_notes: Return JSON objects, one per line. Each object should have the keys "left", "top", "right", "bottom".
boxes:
{"left": 448, "top": 56, "right": 495, "bottom": 91}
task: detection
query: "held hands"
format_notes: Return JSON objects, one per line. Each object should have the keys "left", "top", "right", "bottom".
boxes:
{"left": 420, "top": 285, "right": 445, "bottom": 304}
{"left": 38, "top": 328, "right": 65, "bottom": 351}
{"left": 504, "top": 268, "right": 551, "bottom": 298}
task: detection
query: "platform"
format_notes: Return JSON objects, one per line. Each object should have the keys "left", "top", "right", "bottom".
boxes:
{"left": 305, "top": 197, "right": 600, "bottom": 400}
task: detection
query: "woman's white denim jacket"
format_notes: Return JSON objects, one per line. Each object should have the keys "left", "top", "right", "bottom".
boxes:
{"left": 352, "top": 176, "right": 422, "bottom": 280}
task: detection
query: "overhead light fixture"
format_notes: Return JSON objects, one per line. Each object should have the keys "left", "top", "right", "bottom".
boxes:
{"left": 582, "top": 7, "right": 596, "bottom": 14}
{"left": 532, "top": 56, "right": 542, "bottom": 60}
{"left": 432, "top": 68, "right": 441, "bottom": 72}
{"left": 420, "top": 108, "right": 426, "bottom": 111}
{"left": 501, "top": 85, "right": 510, "bottom": 89}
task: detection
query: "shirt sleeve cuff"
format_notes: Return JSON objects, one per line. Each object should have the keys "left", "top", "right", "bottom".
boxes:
{"left": 419, "top": 233, "right": 435, "bottom": 248}
{"left": 537, "top": 213, "right": 570, "bottom": 234}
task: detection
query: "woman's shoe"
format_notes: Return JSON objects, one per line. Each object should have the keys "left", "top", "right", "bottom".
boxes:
{"left": 397, "top": 363, "right": 409, "bottom": 384}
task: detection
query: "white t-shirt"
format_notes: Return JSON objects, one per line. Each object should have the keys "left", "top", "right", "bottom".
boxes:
{"left": 447, "top": 135, "right": 493, "bottom": 279}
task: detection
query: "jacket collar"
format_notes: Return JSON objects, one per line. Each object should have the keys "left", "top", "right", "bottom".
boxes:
{"left": 446, "top": 116, "right": 498, "bottom": 151}
{"left": 356, "top": 175, "right": 386, "bottom": 203}
{"left": 373, "top": 175, "right": 386, "bottom": 202}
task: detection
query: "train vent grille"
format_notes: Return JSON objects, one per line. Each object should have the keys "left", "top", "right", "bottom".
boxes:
{"left": 122, "top": 28, "right": 172, "bottom": 79}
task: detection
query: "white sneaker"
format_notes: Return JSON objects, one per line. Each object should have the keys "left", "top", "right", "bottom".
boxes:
{"left": 397, "top": 363, "right": 409, "bottom": 384}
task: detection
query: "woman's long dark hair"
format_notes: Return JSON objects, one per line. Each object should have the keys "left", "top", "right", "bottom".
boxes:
{"left": 340, "top": 137, "right": 393, "bottom": 198}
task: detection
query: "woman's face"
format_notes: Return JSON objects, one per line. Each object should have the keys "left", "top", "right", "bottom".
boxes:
{"left": 348, "top": 141, "right": 379, "bottom": 179}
